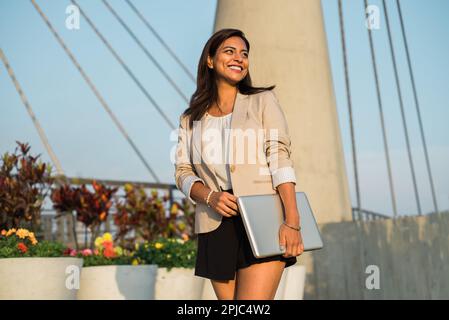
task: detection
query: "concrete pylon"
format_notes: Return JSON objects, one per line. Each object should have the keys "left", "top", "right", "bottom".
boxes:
{"left": 215, "top": 0, "right": 352, "bottom": 223}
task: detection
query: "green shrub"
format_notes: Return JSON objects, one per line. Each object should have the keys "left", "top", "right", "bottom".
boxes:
{"left": 133, "top": 237, "right": 197, "bottom": 271}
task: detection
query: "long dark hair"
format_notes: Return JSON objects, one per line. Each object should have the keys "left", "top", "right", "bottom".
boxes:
{"left": 183, "top": 28, "right": 275, "bottom": 129}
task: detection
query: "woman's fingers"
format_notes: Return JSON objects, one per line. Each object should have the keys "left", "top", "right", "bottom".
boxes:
{"left": 224, "top": 192, "right": 238, "bottom": 203}
{"left": 286, "top": 240, "right": 294, "bottom": 257}
{"left": 210, "top": 192, "right": 232, "bottom": 217}
{"left": 217, "top": 207, "right": 232, "bottom": 217}
{"left": 218, "top": 193, "right": 238, "bottom": 215}
{"left": 211, "top": 191, "right": 239, "bottom": 217}
{"left": 279, "top": 228, "right": 287, "bottom": 256}
{"left": 224, "top": 198, "right": 239, "bottom": 213}
{"left": 280, "top": 225, "right": 304, "bottom": 257}
{"left": 219, "top": 203, "right": 238, "bottom": 216}
{"left": 299, "top": 233, "right": 305, "bottom": 255}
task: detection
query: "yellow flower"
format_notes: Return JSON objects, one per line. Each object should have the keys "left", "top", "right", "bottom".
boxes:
{"left": 132, "top": 259, "right": 139, "bottom": 266}
{"left": 155, "top": 242, "right": 163, "bottom": 250}
{"left": 28, "top": 232, "right": 38, "bottom": 245}
{"left": 114, "top": 246, "right": 123, "bottom": 256}
{"left": 124, "top": 183, "right": 134, "bottom": 193}
{"left": 170, "top": 203, "right": 178, "bottom": 214}
{"left": 178, "top": 221, "right": 186, "bottom": 231}
{"left": 6, "top": 228, "right": 17, "bottom": 237}
{"left": 102, "top": 232, "right": 113, "bottom": 242}
{"left": 94, "top": 236, "right": 103, "bottom": 248}
{"left": 16, "top": 228, "right": 29, "bottom": 239}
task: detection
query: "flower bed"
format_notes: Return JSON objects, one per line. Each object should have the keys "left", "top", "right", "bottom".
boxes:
{"left": 75, "top": 233, "right": 157, "bottom": 300}
{"left": 0, "top": 228, "right": 82, "bottom": 299}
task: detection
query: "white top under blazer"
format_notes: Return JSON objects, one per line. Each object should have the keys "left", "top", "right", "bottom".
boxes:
{"left": 201, "top": 111, "right": 233, "bottom": 191}
{"left": 180, "top": 110, "right": 297, "bottom": 204}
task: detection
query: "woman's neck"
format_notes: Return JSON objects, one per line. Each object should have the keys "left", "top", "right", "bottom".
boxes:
{"left": 215, "top": 81, "right": 238, "bottom": 113}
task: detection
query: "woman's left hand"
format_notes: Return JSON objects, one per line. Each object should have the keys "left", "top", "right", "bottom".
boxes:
{"left": 279, "top": 223, "right": 304, "bottom": 258}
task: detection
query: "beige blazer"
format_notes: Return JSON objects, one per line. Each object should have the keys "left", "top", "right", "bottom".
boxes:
{"left": 174, "top": 89, "right": 298, "bottom": 234}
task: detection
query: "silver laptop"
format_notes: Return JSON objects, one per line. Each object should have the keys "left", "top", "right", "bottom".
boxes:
{"left": 236, "top": 192, "right": 323, "bottom": 258}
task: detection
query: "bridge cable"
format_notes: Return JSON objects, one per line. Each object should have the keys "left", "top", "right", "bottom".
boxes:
{"left": 0, "top": 48, "right": 65, "bottom": 177}
{"left": 101, "top": 0, "right": 190, "bottom": 103}
{"left": 338, "top": 0, "right": 362, "bottom": 220}
{"left": 364, "top": 0, "right": 398, "bottom": 217}
{"left": 30, "top": 0, "right": 160, "bottom": 182}
{"left": 124, "top": 0, "right": 196, "bottom": 83}
{"left": 70, "top": 0, "right": 175, "bottom": 130}
{"left": 396, "top": 0, "right": 439, "bottom": 215}
{"left": 382, "top": 0, "right": 422, "bottom": 215}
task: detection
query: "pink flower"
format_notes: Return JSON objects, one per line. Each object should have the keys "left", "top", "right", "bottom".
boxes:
{"left": 69, "top": 249, "right": 77, "bottom": 256}
{"left": 94, "top": 249, "right": 99, "bottom": 255}
{"left": 82, "top": 249, "right": 93, "bottom": 256}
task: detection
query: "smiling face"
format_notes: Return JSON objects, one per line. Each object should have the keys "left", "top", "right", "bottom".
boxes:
{"left": 207, "top": 36, "right": 249, "bottom": 86}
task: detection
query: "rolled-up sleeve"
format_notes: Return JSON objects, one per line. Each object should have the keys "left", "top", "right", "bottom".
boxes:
{"left": 262, "top": 90, "right": 297, "bottom": 190}
{"left": 271, "top": 166, "right": 297, "bottom": 189}
{"left": 174, "top": 114, "right": 204, "bottom": 205}
{"left": 181, "top": 175, "right": 205, "bottom": 205}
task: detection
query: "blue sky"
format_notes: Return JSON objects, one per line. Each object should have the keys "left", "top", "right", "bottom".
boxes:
{"left": 1, "top": 0, "right": 448, "bottom": 216}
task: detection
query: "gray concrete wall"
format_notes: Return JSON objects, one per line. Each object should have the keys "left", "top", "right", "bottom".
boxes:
{"left": 298, "top": 212, "right": 449, "bottom": 299}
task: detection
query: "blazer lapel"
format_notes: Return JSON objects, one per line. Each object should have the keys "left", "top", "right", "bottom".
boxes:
{"left": 230, "top": 91, "right": 249, "bottom": 165}
{"left": 190, "top": 114, "right": 204, "bottom": 165}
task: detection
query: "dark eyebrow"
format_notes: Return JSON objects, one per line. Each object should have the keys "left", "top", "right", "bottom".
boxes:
{"left": 223, "top": 46, "right": 248, "bottom": 53}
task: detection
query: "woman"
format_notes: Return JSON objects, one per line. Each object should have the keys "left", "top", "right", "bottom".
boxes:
{"left": 174, "top": 29, "right": 304, "bottom": 300}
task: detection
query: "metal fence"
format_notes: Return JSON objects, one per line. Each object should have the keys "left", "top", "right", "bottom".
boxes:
{"left": 352, "top": 208, "right": 391, "bottom": 221}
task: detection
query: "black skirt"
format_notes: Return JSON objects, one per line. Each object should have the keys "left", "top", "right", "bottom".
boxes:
{"left": 194, "top": 189, "right": 297, "bottom": 281}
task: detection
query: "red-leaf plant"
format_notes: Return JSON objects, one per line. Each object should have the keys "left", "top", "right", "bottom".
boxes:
{"left": 51, "top": 180, "right": 118, "bottom": 250}
{"left": 114, "top": 184, "right": 193, "bottom": 250}
{"left": 0, "top": 141, "right": 54, "bottom": 232}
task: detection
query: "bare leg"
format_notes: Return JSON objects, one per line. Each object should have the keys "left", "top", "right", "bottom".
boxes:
{"left": 210, "top": 273, "right": 237, "bottom": 300}
{"left": 235, "top": 260, "right": 285, "bottom": 300}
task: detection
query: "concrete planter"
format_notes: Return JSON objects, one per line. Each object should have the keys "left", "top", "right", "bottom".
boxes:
{"left": 77, "top": 264, "right": 158, "bottom": 300}
{"left": 155, "top": 267, "right": 205, "bottom": 300}
{"left": 0, "top": 257, "right": 83, "bottom": 300}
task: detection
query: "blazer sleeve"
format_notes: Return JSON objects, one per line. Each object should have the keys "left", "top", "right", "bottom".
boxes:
{"left": 262, "top": 90, "right": 297, "bottom": 189}
{"left": 174, "top": 114, "right": 204, "bottom": 204}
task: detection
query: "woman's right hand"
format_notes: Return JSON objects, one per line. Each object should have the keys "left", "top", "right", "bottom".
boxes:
{"left": 208, "top": 191, "right": 239, "bottom": 217}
